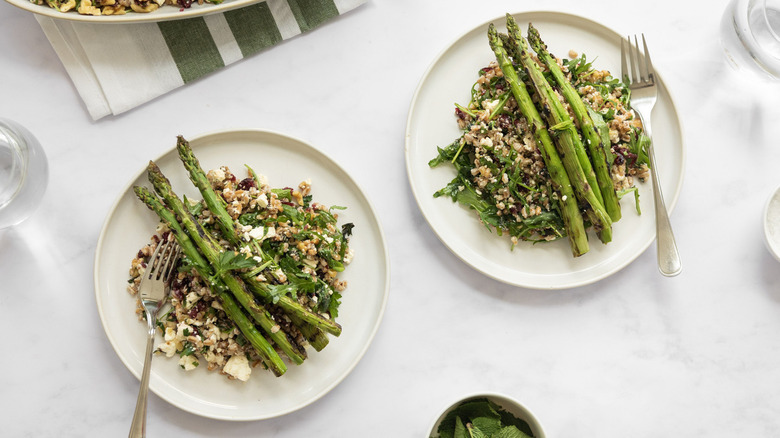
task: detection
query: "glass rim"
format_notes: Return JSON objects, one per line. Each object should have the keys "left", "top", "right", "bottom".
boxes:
{"left": 763, "top": 0, "right": 780, "bottom": 42}
{"left": 0, "top": 119, "right": 30, "bottom": 209}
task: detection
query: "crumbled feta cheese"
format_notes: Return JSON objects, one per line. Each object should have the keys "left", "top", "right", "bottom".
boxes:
{"left": 343, "top": 248, "right": 354, "bottom": 265}
{"left": 164, "top": 327, "right": 176, "bottom": 342}
{"left": 256, "top": 193, "right": 269, "bottom": 209}
{"left": 482, "top": 98, "right": 500, "bottom": 114}
{"left": 157, "top": 341, "right": 177, "bottom": 358}
{"left": 248, "top": 226, "right": 275, "bottom": 241}
{"left": 248, "top": 227, "right": 265, "bottom": 240}
{"left": 208, "top": 168, "right": 225, "bottom": 183}
{"left": 223, "top": 354, "right": 251, "bottom": 381}
{"left": 155, "top": 222, "right": 170, "bottom": 234}
{"left": 177, "top": 322, "right": 194, "bottom": 338}
{"left": 179, "top": 354, "right": 199, "bottom": 371}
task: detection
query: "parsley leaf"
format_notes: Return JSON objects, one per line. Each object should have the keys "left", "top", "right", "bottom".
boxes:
{"left": 212, "top": 251, "right": 257, "bottom": 280}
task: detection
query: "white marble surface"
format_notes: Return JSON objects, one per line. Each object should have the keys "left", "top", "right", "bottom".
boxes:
{"left": 2, "top": 0, "right": 780, "bottom": 436}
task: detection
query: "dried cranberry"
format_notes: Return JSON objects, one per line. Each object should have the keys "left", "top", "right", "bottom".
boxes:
{"left": 237, "top": 177, "right": 256, "bottom": 191}
{"left": 497, "top": 114, "right": 512, "bottom": 131}
{"left": 177, "top": 0, "right": 191, "bottom": 7}
{"left": 614, "top": 154, "right": 625, "bottom": 165}
{"left": 188, "top": 300, "right": 207, "bottom": 318}
{"left": 455, "top": 107, "right": 467, "bottom": 120}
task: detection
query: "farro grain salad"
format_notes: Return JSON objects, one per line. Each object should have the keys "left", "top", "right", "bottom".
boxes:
{"left": 429, "top": 15, "right": 650, "bottom": 257}
{"left": 33, "top": 0, "right": 221, "bottom": 16}
{"left": 127, "top": 136, "right": 353, "bottom": 382}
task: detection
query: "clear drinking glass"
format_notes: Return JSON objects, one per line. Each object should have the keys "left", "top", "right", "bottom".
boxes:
{"left": 0, "top": 119, "right": 48, "bottom": 229}
{"left": 721, "top": 0, "right": 780, "bottom": 80}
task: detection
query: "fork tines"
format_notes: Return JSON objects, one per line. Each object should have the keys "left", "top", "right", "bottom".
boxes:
{"left": 144, "top": 238, "right": 180, "bottom": 283}
{"left": 621, "top": 33, "right": 655, "bottom": 87}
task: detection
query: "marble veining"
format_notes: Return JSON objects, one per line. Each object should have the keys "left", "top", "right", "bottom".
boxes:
{"left": 2, "top": 0, "right": 780, "bottom": 436}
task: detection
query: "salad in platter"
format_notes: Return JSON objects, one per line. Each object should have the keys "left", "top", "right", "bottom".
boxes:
{"left": 127, "top": 136, "right": 354, "bottom": 382}
{"left": 429, "top": 14, "right": 650, "bottom": 258}
{"left": 32, "top": 0, "right": 221, "bottom": 16}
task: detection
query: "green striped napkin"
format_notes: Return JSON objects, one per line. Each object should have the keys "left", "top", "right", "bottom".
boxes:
{"left": 36, "top": 0, "right": 365, "bottom": 120}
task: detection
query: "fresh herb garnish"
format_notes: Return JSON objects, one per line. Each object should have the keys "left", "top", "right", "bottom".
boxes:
{"left": 435, "top": 398, "right": 534, "bottom": 438}
{"left": 211, "top": 250, "right": 257, "bottom": 280}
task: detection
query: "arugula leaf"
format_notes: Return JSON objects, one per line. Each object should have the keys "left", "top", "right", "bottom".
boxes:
{"left": 271, "top": 188, "right": 292, "bottom": 200}
{"left": 618, "top": 187, "right": 641, "bottom": 215}
{"left": 244, "top": 164, "right": 260, "bottom": 184}
{"left": 434, "top": 177, "right": 501, "bottom": 230}
{"left": 429, "top": 137, "right": 465, "bottom": 168}
{"left": 327, "top": 289, "right": 342, "bottom": 318}
{"left": 631, "top": 130, "right": 651, "bottom": 167}
{"left": 281, "top": 204, "right": 304, "bottom": 225}
{"left": 238, "top": 212, "right": 260, "bottom": 227}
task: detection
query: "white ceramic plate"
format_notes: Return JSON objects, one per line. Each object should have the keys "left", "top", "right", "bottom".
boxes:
{"left": 405, "top": 11, "right": 685, "bottom": 290}
{"left": 4, "top": 0, "right": 258, "bottom": 23}
{"left": 94, "top": 129, "right": 389, "bottom": 420}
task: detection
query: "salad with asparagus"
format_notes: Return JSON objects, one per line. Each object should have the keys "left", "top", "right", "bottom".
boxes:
{"left": 430, "top": 15, "right": 650, "bottom": 257}
{"left": 127, "top": 136, "right": 353, "bottom": 381}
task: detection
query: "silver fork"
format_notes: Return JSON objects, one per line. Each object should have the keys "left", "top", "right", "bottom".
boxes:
{"left": 129, "top": 237, "right": 181, "bottom": 438}
{"left": 621, "top": 34, "right": 681, "bottom": 277}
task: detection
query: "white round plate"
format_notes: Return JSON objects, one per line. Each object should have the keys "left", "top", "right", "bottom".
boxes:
{"left": 5, "top": 0, "right": 259, "bottom": 23}
{"left": 405, "top": 11, "right": 685, "bottom": 289}
{"left": 94, "top": 129, "right": 389, "bottom": 420}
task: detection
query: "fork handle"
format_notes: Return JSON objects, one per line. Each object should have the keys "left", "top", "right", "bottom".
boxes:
{"left": 640, "top": 112, "right": 682, "bottom": 277}
{"left": 129, "top": 314, "right": 156, "bottom": 438}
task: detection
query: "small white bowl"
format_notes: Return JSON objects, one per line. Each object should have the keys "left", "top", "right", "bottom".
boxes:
{"left": 428, "top": 392, "right": 546, "bottom": 437}
{"left": 764, "top": 185, "right": 780, "bottom": 262}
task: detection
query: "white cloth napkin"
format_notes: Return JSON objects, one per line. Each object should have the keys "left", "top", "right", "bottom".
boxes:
{"left": 36, "top": 0, "right": 365, "bottom": 120}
